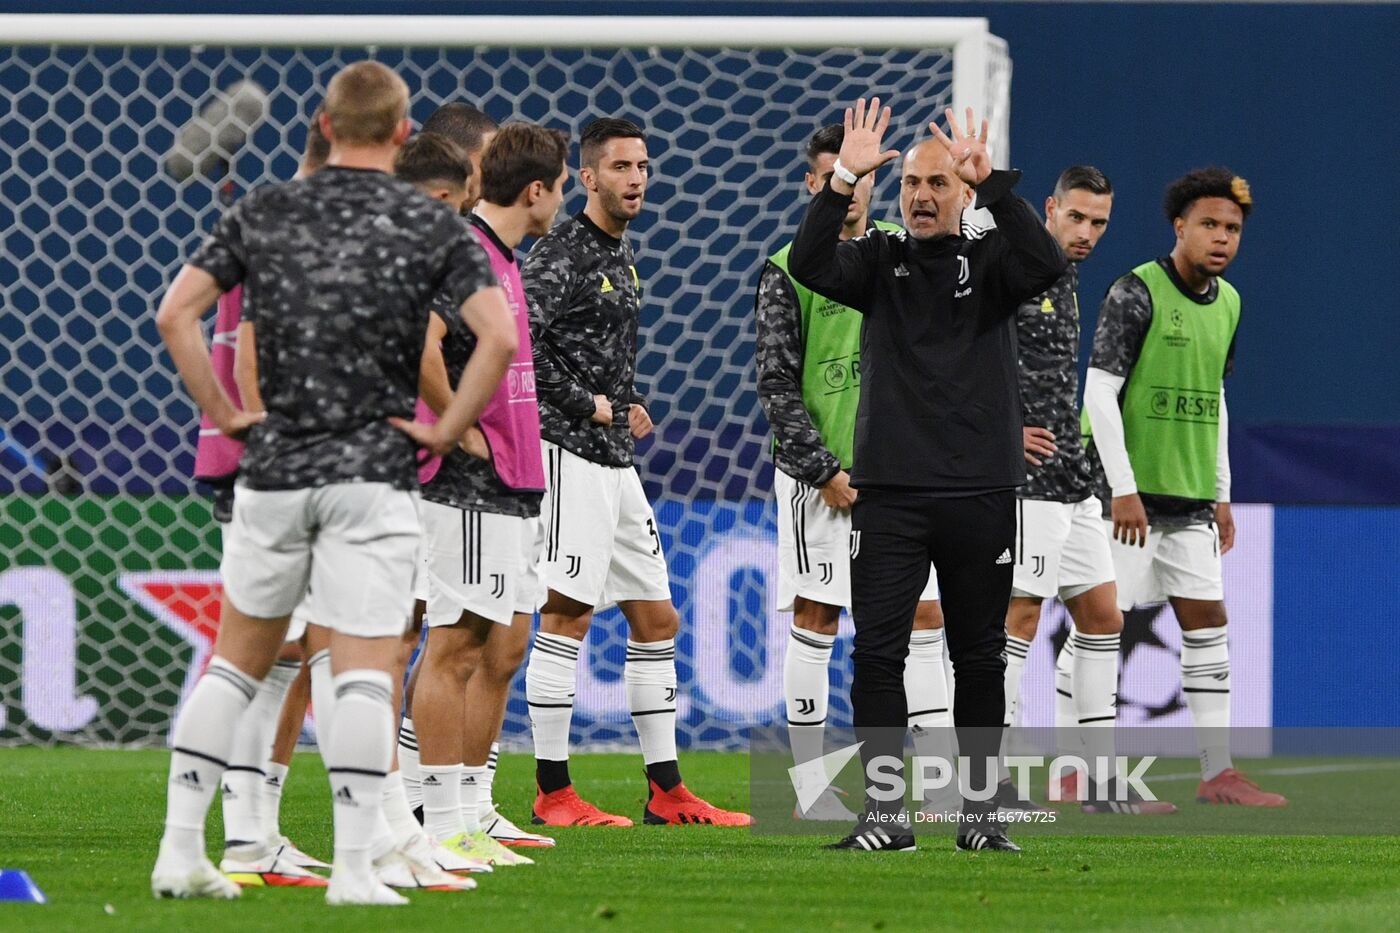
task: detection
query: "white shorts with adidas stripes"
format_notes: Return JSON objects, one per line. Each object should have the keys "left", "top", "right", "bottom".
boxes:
{"left": 774, "top": 469, "right": 939, "bottom": 612}
{"left": 1011, "top": 496, "right": 1116, "bottom": 600}
{"left": 418, "top": 498, "right": 545, "bottom": 627}
{"left": 539, "top": 441, "right": 672, "bottom": 610}
{"left": 1108, "top": 521, "right": 1224, "bottom": 610}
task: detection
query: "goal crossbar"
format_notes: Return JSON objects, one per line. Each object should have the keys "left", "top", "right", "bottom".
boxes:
{"left": 0, "top": 14, "right": 991, "bottom": 50}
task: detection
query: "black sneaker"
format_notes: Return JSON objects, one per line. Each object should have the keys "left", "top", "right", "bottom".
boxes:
{"left": 825, "top": 826, "right": 917, "bottom": 852}
{"left": 993, "top": 778, "right": 1052, "bottom": 812}
{"left": 956, "top": 825, "right": 1022, "bottom": 853}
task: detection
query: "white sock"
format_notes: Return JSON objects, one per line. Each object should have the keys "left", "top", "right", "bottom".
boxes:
{"left": 162, "top": 657, "right": 259, "bottom": 863}
{"left": 263, "top": 761, "right": 289, "bottom": 843}
{"left": 526, "top": 632, "right": 580, "bottom": 763}
{"left": 308, "top": 649, "right": 335, "bottom": 773}
{"left": 381, "top": 771, "right": 423, "bottom": 847}
{"left": 1072, "top": 631, "right": 1122, "bottom": 790}
{"left": 1054, "top": 633, "right": 1078, "bottom": 754}
{"left": 626, "top": 638, "right": 678, "bottom": 766}
{"left": 784, "top": 625, "right": 834, "bottom": 765}
{"left": 1002, "top": 635, "right": 1032, "bottom": 728}
{"left": 905, "top": 629, "right": 951, "bottom": 728}
{"left": 397, "top": 717, "right": 422, "bottom": 811}
{"left": 905, "top": 629, "right": 955, "bottom": 791}
{"left": 1181, "top": 626, "right": 1233, "bottom": 780}
{"left": 460, "top": 765, "right": 487, "bottom": 834}
{"left": 481, "top": 742, "right": 500, "bottom": 817}
{"left": 326, "top": 670, "right": 394, "bottom": 881}
{"left": 222, "top": 657, "right": 299, "bottom": 848}
{"left": 420, "top": 763, "right": 463, "bottom": 840}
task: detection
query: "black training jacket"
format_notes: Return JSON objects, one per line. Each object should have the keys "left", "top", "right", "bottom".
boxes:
{"left": 788, "top": 170, "right": 1067, "bottom": 492}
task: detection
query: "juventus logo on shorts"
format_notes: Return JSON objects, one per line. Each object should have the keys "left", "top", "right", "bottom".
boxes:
{"left": 849, "top": 531, "right": 861, "bottom": 560}
{"left": 796, "top": 697, "right": 817, "bottom": 717}
{"left": 490, "top": 573, "right": 505, "bottom": 599}
{"left": 1032, "top": 555, "right": 1046, "bottom": 577}
{"left": 565, "top": 554, "right": 582, "bottom": 578}
{"left": 818, "top": 561, "right": 833, "bottom": 585}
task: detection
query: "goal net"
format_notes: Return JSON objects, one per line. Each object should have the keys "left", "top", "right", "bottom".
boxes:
{"left": 0, "top": 14, "right": 1011, "bottom": 749}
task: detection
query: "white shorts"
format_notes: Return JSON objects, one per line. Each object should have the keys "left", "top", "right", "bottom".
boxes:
{"left": 1011, "top": 497, "right": 1115, "bottom": 600}
{"left": 540, "top": 441, "right": 671, "bottom": 609}
{"left": 220, "top": 482, "right": 419, "bottom": 639}
{"left": 774, "top": 470, "right": 939, "bottom": 612}
{"left": 1108, "top": 521, "right": 1224, "bottom": 610}
{"left": 419, "top": 498, "right": 544, "bottom": 627}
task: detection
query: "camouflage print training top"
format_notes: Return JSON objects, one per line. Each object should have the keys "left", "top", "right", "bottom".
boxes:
{"left": 521, "top": 212, "right": 647, "bottom": 468}
{"left": 1015, "top": 262, "right": 1096, "bottom": 502}
{"left": 190, "top": 166, "right": 497, "bottom": 491}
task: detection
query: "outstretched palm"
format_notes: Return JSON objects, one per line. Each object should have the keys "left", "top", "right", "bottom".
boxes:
{"left": 929, "top": 107, "right": 992, "bottom": 186}
{"left": 836, "top": 96, "right": 902, "bottom": 179}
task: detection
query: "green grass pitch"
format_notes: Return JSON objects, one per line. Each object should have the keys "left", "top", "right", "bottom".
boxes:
{"left": 3, "top": 747, "right": 1399, "bottom": 931}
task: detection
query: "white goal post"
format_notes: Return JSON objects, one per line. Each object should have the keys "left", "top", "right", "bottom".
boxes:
{"left": 0, "top": 14, "right": 1011, "bottom": 750}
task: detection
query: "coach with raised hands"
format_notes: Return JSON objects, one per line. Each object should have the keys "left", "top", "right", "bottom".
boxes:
{"left": 789, "top": 97, "right": 1066, "bottom": 853}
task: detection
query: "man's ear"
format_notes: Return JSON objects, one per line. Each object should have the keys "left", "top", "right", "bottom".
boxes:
{"left": 579, "top": 165, "right": 597, "bottom": 192}
{"left": 804, "top": 171, "right": 819, "bottom": 196}
{"left": 392, "top": 118, "right": 412, "bottom": 146}
{"left": 1045, "top": 195, "right": 1057, "bottom": 223}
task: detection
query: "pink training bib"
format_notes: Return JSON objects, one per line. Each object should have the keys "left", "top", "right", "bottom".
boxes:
{"left": 416, "top": 224, "right": 545, "bottom": 492}
{"left": 472, "top": 224, "right": 546, "bottom": 491}
{"left": 193, "top": 286, "right": 246, "bottom": 483}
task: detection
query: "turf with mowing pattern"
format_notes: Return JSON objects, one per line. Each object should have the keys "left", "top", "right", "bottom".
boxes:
{"left": 2, "top": 747, "right": 1398, "bottom": 931}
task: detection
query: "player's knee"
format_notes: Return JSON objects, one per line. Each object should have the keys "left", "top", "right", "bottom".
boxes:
{"left": 627, "top": 603, "right": 679, "bottom": 642}
{"left": 1178, "top": 603, "right": 1228, "bottom": 631}
{"left": 792, "top": 597, "right": 841, "bottom": 637}
{"left": 911, "top": 599, "right": 944, "bottom": 631}
{"left": 1005, "top": 598, "right": 1042, "bottom": 640}
{"left": 424, "top": 636, "right": 477, "bottom": 683}
{"left": 482, "top": 640, "right": 527, "bottom": 684}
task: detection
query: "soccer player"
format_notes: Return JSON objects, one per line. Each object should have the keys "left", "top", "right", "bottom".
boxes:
{"left": 1002, "top": 166, "right": 1175, "bottom": 814}
{"left": 394, "top": 103, "right": 509, "bottom": 829}
{"left": 1084, "top": 167, "right": 1284, "bottom": 807}
{"left": 789, "top": 99, "right": 1067, "bottom": 853}
{"left": 521, "top": 117, "right": 749, "bottom": 827}
{"left": 755, "top": 122, "right": 950, "bottom": 822}
{"left": 211, "top": 109, "right": 330, "bottom": 886}
{"left": 411, "top": 122, "right": 569, "bottom": 866}
{"left": 151, "top": 61, "right": 514, "bottom": 905}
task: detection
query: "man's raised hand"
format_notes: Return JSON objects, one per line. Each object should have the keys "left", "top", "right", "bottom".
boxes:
{"left": 834, "top": 96, "right": 901, "bottom": 187}
{"left": 929, "top": 106, "right": 992, "bottom": 187}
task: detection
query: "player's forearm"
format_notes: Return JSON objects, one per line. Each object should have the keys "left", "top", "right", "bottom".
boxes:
{"left": 156, "top": 266, "right": 240, "bottom": 429}
{"left": 418, "top": 346, "right": 454, "bottom": 418}
{"left": 234, "top": 321, "right": 264, "bottom": 414}
{"left": 1084, "top": 367, "right": 1137, "bottom": 496}
{"left": 755, "top": 297, "right": 841, "bottom": 486}
{"left": 161, "top": 312, "right": 241, "bottom": 429}
{"left": 789, "top": 185, "right": 867, "bottom": 306}
{"left": 531, "top": 343, "right": 597, "bottom": 418}
{"left": 1216, "top": 389, "right": 1231, "bottom": 503}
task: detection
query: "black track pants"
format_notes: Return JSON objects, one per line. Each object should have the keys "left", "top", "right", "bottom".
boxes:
{"left": 849, "top": 488, "right": 1015, "bottom": 822}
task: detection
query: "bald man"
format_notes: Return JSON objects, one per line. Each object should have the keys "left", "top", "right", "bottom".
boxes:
{"left": 788, "top": 99, "right": 1067, "bottom": 853}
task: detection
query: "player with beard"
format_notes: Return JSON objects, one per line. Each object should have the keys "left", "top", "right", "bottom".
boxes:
{"left": 999, "top": 166, "right": 1176, "bottom": 814}
{"left": 755, "top": 122, "right": 952, "bottom": 822}
{"left": 522, "top": 118, "right": 750, "bottom": 827}
{"left": 1084, "top": 167, "right": 1284, "bottom": 808}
